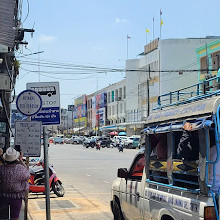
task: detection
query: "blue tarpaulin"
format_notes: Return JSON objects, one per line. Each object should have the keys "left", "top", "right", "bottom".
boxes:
{"left": 118, "top": 132, "right": 126, "bottom": 136}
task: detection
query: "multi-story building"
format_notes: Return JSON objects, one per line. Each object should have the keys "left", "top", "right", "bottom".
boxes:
{"left": 125, "top": 37, "right": 219, "bottom": 136}
{"left": 86, "top": 79, "right": 126, "bottom": 135}
{"left": 196, "top": 38, "right": 220, "bottom": 83}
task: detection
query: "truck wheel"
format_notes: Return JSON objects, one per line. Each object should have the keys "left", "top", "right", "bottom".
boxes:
{"left": 113, "top": 200, "right": 124, "bottom": 220}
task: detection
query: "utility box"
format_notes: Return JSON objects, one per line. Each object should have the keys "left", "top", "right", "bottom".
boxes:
{"left": 0, "top": 44, "right": 8, "bottom": 53}
{"left": 0, "top": 74, "right": 11, "bottom": 90}
{"left": 0, "top": 136, "right": 5, "bottom": 148}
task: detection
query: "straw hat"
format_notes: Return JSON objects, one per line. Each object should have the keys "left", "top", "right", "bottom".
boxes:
{"left": 3, "top": 147, "right": 20, "bottom": 162}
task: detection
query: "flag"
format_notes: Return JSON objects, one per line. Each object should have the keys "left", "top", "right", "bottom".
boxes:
{"left": 146, "top": 28, "right": 150, "bottom": 33}
{"left": 160, "top": 9, "right": 162, "bottom": 15}
{"left": 127, "top": 35, "right": 131, "bottom": 39}
{"left": 161, "top": 19, "right": 163, "bottom": 26}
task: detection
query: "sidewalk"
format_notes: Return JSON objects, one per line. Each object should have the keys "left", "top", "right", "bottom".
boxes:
{"left": 19, "top": 202, "right": 25, "bottom": 220}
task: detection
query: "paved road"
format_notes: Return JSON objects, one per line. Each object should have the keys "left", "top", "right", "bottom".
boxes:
{"left": 27, "top": 144, "right": 139, "bottom": 220}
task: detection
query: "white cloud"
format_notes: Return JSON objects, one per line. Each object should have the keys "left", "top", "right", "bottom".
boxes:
{"left": 115, "top": 17, "right": 128, "bottom": 24}
{"left": 39, "top": 35, "right": 55, "bottom": 43}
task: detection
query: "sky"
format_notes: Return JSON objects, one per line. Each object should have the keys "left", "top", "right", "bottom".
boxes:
{"left": 15, "top": 0, "right": 220, "bottom": 108}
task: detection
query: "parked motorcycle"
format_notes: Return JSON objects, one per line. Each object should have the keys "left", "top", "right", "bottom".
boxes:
{"left": 29, "top": 158, "right": 65, "bottom": 197}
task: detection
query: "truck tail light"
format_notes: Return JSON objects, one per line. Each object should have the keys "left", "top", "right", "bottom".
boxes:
{"left": 204, "top": 206, "right": 216, "bottom": 220}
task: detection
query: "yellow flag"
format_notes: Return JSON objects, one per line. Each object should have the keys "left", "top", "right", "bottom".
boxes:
{"left": 161, "top": 19, "right": 163, "bottom": 26}
{"left": 146, "top": 28, "right": 150, "bottom": 33}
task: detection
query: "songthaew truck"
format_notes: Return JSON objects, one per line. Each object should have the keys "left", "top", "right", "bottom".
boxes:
{"left": 111, "top": 77, "right": 220, "bottom": 220}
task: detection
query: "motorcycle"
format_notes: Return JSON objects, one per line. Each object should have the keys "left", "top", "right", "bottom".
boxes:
{"left": 29, "top": 158, "right": 65, "bottom": 197}
{"left": 96, "top": 142, "right": 101, "bottom": 150}
{"left": 118, "top": 142, "right": 124, "bottom": 152}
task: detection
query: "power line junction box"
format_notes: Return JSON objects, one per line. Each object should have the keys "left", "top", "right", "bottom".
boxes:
{"left": 0, "top": 74, "right": 10, "bottom": 90}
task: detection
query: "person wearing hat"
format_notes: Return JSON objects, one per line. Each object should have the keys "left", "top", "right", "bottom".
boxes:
{"left": 0, "top": 147, "right": 30, "bottom": 220}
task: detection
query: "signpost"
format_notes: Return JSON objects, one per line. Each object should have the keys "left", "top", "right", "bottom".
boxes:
{"left": 15, "top": 121, "right": 41, "bottom": 157}
{"left": 16, "top": 89, "right": 43, "bottom": 220}
{"left": 26, "top": 82, "right": 60, "bottom": 220}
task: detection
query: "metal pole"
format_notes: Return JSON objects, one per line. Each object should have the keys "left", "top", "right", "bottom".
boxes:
{"left": 72, "top": 109, "right": 73, "bottom": 134}
{"left": 43, "top": 126, "right": 51, "bottom": 220}
{"left": 24, "top": 157, "right": 29, "bottom": 220}
{"left": 24, "top": 117, "right": 31, "bottom": 220}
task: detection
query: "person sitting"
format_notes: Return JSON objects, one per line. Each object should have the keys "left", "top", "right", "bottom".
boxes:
{"left": 177, "top": 122, "right": 199, "bottom": 161}
{"left": 150, "top": 133, "right": 167, "bottom": 160}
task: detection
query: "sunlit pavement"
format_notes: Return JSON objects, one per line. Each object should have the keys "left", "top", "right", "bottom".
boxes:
{"left": 23, "top": 143, "right": 139, "bottom": 220}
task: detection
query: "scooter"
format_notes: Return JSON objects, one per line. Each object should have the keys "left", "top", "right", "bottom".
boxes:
{"left": 29, "top": 158, "right": 65, "bottom": 197}
{"left": 118, "top": 142, "right": 124, "bottom": 152}
{"left": 96, "top": 142, "right": 101, "bottom": 150}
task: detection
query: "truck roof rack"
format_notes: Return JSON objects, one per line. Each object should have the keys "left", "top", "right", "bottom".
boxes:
{"left": 154, "top": 73, "right": 220, "bottom": 110}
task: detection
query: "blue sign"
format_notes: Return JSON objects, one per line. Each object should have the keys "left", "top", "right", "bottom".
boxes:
{"left": 26, "top": 82, "right": 60, "bottom": 125}
{"left": 31, "top": 107, "right": 60, "bottom": 125}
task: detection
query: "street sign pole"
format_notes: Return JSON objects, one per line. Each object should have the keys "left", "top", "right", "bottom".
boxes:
{"left": 43, "top": 126, "right": 51, "bottom": 220}
{"left": 24, "top": 119, "right": 30, "bottom": 220}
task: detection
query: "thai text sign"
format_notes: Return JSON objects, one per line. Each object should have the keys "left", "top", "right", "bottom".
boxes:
{"left": 15, "top": 121, "right": 42, "bottom": 157}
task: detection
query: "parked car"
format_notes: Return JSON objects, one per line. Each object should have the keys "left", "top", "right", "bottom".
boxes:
{"left": 63, "top": 138, "right": 71, "bottom": 144}
{"left": 97, "top": 137, "right": 112, "bottom": 148}
{"left": 124, "top": 137, "right": 135, "bottom": 148}
{"left": 84, "top": 138, "right": 96, "bottom": 148}
{"left": 124, "top": 135, "right": 141, "bottom": 149}
{"left": 69, "top": 136, "right": 83, "bottom": 144}
{"left": 54, "top": 137, "right": 64, "bottom": 144}
{"left": 83, "top": 137, "right": 91, "bottom": 146}
{"left": 132, "top": 137, "right": 140, "bottom": 149}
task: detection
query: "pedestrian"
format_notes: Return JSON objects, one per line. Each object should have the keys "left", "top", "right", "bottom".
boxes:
{"left": 0, "top": 147, "right": 30, "bottom": 220}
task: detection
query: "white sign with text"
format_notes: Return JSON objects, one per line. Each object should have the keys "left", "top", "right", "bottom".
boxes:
{"left": 15, "top": 121, "right": 42, "bottom": 157}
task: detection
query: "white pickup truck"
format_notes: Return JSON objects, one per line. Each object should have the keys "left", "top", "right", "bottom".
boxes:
{"left": 110, "top": 148, "right": 216, "bottom": 220}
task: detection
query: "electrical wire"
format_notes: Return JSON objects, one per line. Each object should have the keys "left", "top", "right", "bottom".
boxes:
{"left": 37, "top": 72, "right": 96, "bottom": 81}
{"left": 20, "top": 0, "right": 29, "bottom": 24}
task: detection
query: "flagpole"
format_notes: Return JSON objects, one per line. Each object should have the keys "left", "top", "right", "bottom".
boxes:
{"left": 146, "top": 31, "right": 147, "bottom": 45}
{"left": 160, "top": 9, "right": 162, "bottom": 39}
{"left": 127, "top": 35, "right": 128, "bottom": 59}
{"left": 160, "top": 9, "right": 163, "bottom": 39}
{"left": 153, "top": 17, "right": 154, "bottom": 40}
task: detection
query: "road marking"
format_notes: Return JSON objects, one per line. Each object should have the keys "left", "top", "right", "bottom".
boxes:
{"left": 103, "top": 181, "right": 110, "bottom": 184}
{"left": 86, "top": 174, "right": 91, "bottom": 177}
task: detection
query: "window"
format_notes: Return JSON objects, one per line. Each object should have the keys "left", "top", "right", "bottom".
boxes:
{"left": 108, "top": 92, "right": 110, "bottom": 103}
{"left": 200, "top": 56, "right": 208, "bottom": 74}
{"left": 112, "top": 91, "right": 114, "bottom": 102}
{"left": 130, "top": 154, "right": 145, "bottom": 180}
{"left": 123, "top": 86, "right": 126, "bottom": 99}
{"left": 108, "top": 106, "right": 111, "bottom": 115}
{"left": 115, "top": 89, "right": 118, "bottom": 101}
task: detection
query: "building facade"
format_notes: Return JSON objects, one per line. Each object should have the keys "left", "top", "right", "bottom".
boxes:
{"left": 125, "top": 37, "right": 218, "bottom": 136}
{"left": 196, "top": 38, "right": 220, "bottom": 84}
